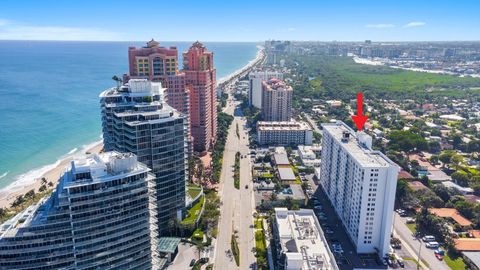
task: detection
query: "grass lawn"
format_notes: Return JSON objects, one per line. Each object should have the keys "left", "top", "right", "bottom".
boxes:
{"left": 261, "top": 173, "right": 274, "bottom": 178}
{"left": 182, "top": 195, "right": 204, "bottom": 225}
{"left": 191, "top": 228, "right": 204, "bottom": 241}
{"left": 406, "top": 223, "right": 417, "bottom": 233}
{"left": 187, "top": 184, "right": 202, "bottom": 199}
{"left": 231, "top": 235, "right": 240, "bottom": 266}
{"left": 255, "top": 231, "right": 266, "bottom": 252}
{"left": 255, "top": 218, "right": 263, "bottom": 230}
{"left": 444, "top": 253, "right": 466, "bottom": 270}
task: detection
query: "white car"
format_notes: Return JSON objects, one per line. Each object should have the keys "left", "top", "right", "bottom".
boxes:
{"left": 425, "top": 242, "right": 440, "bottom": 248}
{"left": 422, "top": 235, "right": 436, "bottom": 242}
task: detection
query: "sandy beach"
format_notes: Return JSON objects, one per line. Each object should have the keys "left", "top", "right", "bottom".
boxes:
{"left": 0, "top": 141, "right": 103, "bottom": 209}
{"left": 217, "top": 45, "right": 265, "bottom": 86}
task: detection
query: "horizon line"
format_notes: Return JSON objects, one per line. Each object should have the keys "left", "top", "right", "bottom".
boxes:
{"left": 1, "top": 39, "right": 480, "bottom": 43}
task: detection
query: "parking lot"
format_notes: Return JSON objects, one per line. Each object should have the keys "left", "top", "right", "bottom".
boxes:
{"left": 309, "top": 179, "right": 421, "bottom": 269}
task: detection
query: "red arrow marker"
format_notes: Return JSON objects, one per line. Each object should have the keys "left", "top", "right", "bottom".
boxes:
{"left": 351, "top": 92, "right": 368, "bottom": 131}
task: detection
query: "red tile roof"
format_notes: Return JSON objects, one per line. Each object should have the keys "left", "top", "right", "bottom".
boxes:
{"left": 455, "top": 239, "right": 480, "bottom": 251}
{"left": 428, "top": 208, "right": 473, "bottom": 227}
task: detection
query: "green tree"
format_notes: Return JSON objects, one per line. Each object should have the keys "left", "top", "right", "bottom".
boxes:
{"left": 387, "top": 130, "right": 428, "bottom": 153}
{"left": 451, "top": 171, "right": 470, "bottom": 186}
{"left": 439, "top": 150, "right": 455, "bottom": 166}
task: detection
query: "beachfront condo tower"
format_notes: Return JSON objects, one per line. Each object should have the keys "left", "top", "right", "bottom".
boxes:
{"left": 0, "top": 152, "right": 158, "bottom": 269}
{"left": 128, "top": 39, "right": 217, "bottom": 153}
{"left": 127, "top": 39, "right": 190, "bottom": 117}
{"left": 261, "top": 78, "right": 293, "bottom": 121}
{"left": 100, "top": 79, "right": 189, "bottom": 236}
{"left": 319, "top": 121, "right": 399, "bottom": 258}
{"left": 183, "top": 41, "right": 217, "bottom": 153}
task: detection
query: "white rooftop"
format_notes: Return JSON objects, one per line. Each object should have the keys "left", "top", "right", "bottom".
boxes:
{"left": 67, "top": 151, "right": 150, "bottom": 187}
{"left": 275, "top": 208, "right": 338, "bottom": 270}
{"left": 322, "top": 122, "right": 396, "bottom": 168}
{"left": 278, "top": 167, "right": 296, "bottom": 181}
{"left": 258, "top": 121, "right": 312, "bottom": 131}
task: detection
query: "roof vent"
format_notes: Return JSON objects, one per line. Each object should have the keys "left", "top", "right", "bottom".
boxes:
{"left": 341, "top": 131, "right": 350, "bottom": 143}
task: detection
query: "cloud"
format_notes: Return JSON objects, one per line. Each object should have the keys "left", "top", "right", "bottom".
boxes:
{"left": 0, "top": 18, "right": 122, "bottom": 41}
{"left": 365, "top": 24, "right": 395, "bottom": 29}
{"left": 403, "top": 21, "right": 426, "bottom": 28}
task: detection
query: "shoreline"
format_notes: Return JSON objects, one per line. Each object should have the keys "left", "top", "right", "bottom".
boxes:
{"left": 0, "top": 141, "right": 103, "bottom": 209}
{"left": 0, "top": 46, "right": 263, "bottom": 210}
{"left": 217, "top": 45, "right": 265, "bottom": 86}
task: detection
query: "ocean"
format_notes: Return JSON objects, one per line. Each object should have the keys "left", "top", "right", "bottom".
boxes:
{"left": 0, "top": 40, "right": 259, "bottom": 190}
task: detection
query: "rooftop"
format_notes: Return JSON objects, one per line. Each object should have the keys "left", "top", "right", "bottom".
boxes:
{"left": 274, "top": 153, "right": 290, "bottom": 165}
{"left": 278, "top": 167, "right": 296, "bottom": 181}
{"left": 262, "top": 78, "right": 292, "bottom": 91}
{"left": 322, "top": 122, "right": 397, "bottom": 168}
{"left": 462, "top": 252, "right": 480, "bottom": 267}
{"left": 258, "top": 121, "right": 312, "bottom": 131}
{"left": 428, "top": 208, "right": 473, "bottom": 227}
{"left": 441, "top": 181, "right": 474, "bottom": 194}
{"left": 454, "top": 239, "right": 480, "bottom": 251}
{"left": 157, "top": 237, "right": 181, "bottom": 254}
{"left": 407, "top": 180, "right": 428, "bottom": 191}
{"left": 99, "top": 79, "right": 166, "bottom": 99}
{"left": 65, "top": 151, "right": 150, "bottom": 188}
{"left": 274, "top": 208, "right": 338, "bottom": 270}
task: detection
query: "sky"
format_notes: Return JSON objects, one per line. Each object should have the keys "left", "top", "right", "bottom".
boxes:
{"left": 0, "top": 0, "right": 479, "bottom": 42}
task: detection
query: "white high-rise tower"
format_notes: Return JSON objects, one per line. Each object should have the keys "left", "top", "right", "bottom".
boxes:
{"left": 319, "top": 121, "right": 399, "bottom": 258}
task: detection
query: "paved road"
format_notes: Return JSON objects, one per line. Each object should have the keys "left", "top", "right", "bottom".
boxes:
{"left": 304, "top": 114, "right": 321, "bottom": 133}
{"left": 214, "top": 96, "right": 256, "bottom": 270}
{"left": 393, "top": 213, "right": 450, "bottom": 270}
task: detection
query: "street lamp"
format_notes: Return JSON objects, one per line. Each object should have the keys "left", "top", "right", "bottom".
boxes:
{"left": 416, "top": 237, "right": 422, "bottom": 270}
{"left": 415, "top": 219, "right": 422, "bottom": 270}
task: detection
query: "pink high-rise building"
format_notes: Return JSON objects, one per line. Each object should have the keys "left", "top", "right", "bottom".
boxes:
{"left": 127, "top": 39, "right": 190, "bottom": 116}
{"left": 183, "top": 41, "right": 217, "bottom": 153}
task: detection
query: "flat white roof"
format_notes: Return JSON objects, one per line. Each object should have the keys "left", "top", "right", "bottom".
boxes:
{"left": 258, "top": 121, "right": 312, "bottom": 131}
{"left": 278, "top": 167, "right": 296, "bottom": 181}
{"left": 275, "top": 208, "right": 338, "bottom": 270}
{"left": 274, "top": 153, "right": 290, "bottom": 165}
{"left": 322, "top": 122, "right": 395, "bottom": 168}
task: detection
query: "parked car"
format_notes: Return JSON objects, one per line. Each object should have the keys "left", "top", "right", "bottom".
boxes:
{"left": 434, "top": 249, "right": 445, "bottom": 256}
{"left": 397, "top": 259, "right": 405, "bottom": 268}
{"left": 406, "top": 217, "right": 415, "bottom": 224}
{"left": 425, "top": 241, "right": 440, "bottom": 248}
{"left": 435, "top": 253, "right": 444, "bottom": 260}
{"left": 198, "top": 257, "right": 209, "bottom": 264}
{"left": 189, "top": 259, "right": 196, "bottom": 267}
{"left": 422, "top": 235, "right": 436, "bottom": 242}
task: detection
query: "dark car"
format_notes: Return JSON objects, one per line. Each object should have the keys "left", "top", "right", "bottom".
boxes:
{"left": 189, "top": 259, "right": 196, "bottom": 267}
{"left": 398, "top": 260, "right": 405, "bottom": 268}
{"left": 198, "top": 257, "right": 209, "bottom": 263}
{"left": 245, "top": 184, "right": 249, "bottom": 189}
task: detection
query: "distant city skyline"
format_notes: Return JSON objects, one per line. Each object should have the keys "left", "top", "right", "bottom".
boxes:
{"left": 0, "top": 0, "right": 479, "bottom": 42}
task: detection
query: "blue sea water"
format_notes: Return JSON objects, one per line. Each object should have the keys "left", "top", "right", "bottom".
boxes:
{"left": 0, "top": 40, "right": 258, "bottom": 189}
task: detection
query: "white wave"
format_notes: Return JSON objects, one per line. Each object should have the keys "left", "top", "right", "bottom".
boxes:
{"left": 67, "top": 148, "right": 78, "bottom": 155}
{"left": 0, "top": 139, "right": 103, "bottom": 196}
{"left": 1, "top": 159, "right": 63, "bottom": 195}
{"left": 217, "top": 46, "right": 264, "bottom": 85}
{"left": 0, "top": 171, "right": 9, "bottom": 180}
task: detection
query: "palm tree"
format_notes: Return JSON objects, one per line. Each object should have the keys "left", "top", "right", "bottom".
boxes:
{"left": 195, "top": 243, "right": 206, "bottom": 259}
